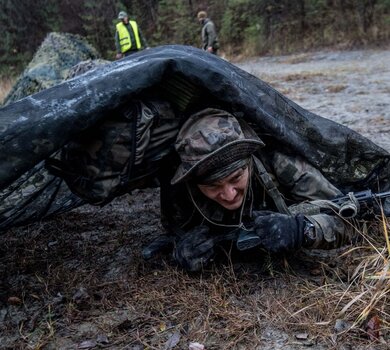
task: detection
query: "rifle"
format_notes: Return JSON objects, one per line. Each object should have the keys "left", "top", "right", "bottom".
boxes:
{"left": 331, "top": 189, "right": 390, "bottom": 218}
{"left": 143, "top": 190, "right": 390, "bottom": 258}
{"left": 236, "top": 189, "right": 390, "bottom": 251}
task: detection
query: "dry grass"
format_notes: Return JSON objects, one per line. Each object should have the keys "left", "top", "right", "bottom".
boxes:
{"left": 0, "top": 179, "right": 389, "bottom": 349}
{"left": 289, "top": 218, "right": 390, "bottom": 345}
{"left": 282, "top": 72, "right": 326, "bottom": 82}
{"left": 95, "top": 217, "right": 390, "bottom": 349}
{"left": 326, "top": 84, "right": 347, "bottom": 93}
{"left": 0, "top": 71, "right": 389, "bottom": 348}
{"left": 280, "top": 53, "right": 313, "bottom": 65}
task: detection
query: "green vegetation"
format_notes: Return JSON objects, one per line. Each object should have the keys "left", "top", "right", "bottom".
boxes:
{"left": 0, "top": 0, "right": 389, "bottom": 75}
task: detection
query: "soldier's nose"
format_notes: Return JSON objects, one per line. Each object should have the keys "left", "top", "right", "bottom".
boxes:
{"left": 220, "top": 185, "right": 237, "bottom": 201}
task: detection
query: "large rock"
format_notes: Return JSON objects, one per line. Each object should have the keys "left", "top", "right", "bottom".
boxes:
{"left": 3, "top": 32, "right": 101, "bottom": 104}
{"left": 0, "top": 33, "right": 109, "bottom": 231}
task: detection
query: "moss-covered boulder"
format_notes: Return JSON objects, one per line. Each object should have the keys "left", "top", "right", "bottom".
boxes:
{"left": 3, "top": 32, "right": 101, "bottom": 104}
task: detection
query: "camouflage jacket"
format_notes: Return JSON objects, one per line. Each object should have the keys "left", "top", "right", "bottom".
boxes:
{"left": 160, "top": 150, "right": 352, "bottom": 249}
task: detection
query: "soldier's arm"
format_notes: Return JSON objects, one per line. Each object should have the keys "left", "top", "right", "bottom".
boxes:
{"left": 138, "top": 26, "right": 148, "bottom": 48}
{"left": 115, "top": 30, "right": 121, "bottom": 54}
{"left": 271, "top": 151, "right": 342, "bottom": 201}
{"left": 269, "top": 151, "right": 354, "bottom": 249}
{"left": 206, "top": 22, "right": 217, "bottom": 48}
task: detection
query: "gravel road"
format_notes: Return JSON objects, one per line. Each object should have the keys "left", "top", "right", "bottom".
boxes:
{"left": 237, "top": 48, "right": 390, "bottom": 152}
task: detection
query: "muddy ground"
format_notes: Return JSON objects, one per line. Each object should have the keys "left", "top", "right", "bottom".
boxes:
{"left": 1, "top": 48, "right": 389, "bottom": 350}
{"left": 237, "top": 48, "right": 390, "bottom": 152}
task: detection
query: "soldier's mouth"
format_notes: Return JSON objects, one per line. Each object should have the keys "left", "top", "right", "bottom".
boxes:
{"left": 221, "top": 195, "right": 243, "bottom": 208}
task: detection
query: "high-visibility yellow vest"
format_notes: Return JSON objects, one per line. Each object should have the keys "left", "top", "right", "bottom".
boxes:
{"left": 116, "top": 21, "right": 141, "bottom": 53}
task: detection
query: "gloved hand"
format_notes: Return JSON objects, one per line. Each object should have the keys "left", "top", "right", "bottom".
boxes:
{"left": 253, "top": 211, "right": 305, "bottom": 253}
{"left": 173, "top": 226, "right": 215, "bottom": 272}
{"left": 142, "top": 235, "right": 175, "bottom": 260}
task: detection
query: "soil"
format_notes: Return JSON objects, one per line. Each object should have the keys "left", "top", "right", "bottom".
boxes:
{"left": 237, "top": 48, "right": 390, "bottom": 152}
{"left": 1, "top": 49, "right": 389, "bottom": 350}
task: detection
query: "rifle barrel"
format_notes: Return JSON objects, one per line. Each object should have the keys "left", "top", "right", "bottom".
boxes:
{"left": 374, "top": 191, "right": 390, "bottom": 200}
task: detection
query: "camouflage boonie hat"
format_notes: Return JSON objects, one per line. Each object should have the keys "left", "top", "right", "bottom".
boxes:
{"left": 171, "top": 108, "right": 264, "bottom": 185}
{"left": 118, "top": 11, "right": 128, "bottom": 19}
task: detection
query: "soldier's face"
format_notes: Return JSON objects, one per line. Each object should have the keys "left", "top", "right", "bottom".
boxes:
{"left": 197, "top": 167, "right": 249, "bottom": 211}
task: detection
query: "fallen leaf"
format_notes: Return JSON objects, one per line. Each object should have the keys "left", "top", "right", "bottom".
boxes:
{"left": 309, "top": 268, "right": 321, "bottom": 276}
{"left": 164, "top": 331, "right": 181, "bottom": 349}
{"left": 366, "top": 315, "right": 381, "bottom": 341}
{"left": 7, "top": 296, "right": 22, "bottom": 305}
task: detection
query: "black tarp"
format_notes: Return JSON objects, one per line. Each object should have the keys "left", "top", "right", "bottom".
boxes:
{"left": 0, "top": 45, "right": 389, "bottom": 231}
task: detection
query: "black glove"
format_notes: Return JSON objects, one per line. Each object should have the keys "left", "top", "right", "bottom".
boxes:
{"left": 253, "top": 211, "right": 305, "bottom": 253}
{"left": 142, "top": 235, "right": 175, "bottom": 260}
{"left": 173, "top": 226, "right": 215, "bottom": 272}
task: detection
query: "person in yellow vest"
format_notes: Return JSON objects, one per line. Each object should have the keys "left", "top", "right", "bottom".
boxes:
{"left": 115, "top": 11, "right": 148, "bottom": 59}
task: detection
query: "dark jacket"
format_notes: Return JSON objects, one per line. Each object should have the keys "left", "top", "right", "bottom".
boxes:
{"left": 201, "top": 19, "right": 219, "bottom": 51}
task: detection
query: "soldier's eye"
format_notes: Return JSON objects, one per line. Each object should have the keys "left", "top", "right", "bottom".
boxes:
{"left": 232, "top": 171, "right": 243, "bottom": 180}
{"left": 231, "top": 176, "right": 241, "bottom": 183}
{"left": 200, "top": 184, "right": 217, "bottom": 190}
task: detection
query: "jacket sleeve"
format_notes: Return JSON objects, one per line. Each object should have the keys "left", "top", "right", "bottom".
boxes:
{"left": 271, "top": 151, "right": 342, "bottom": 201}
{"left": 270, "top": 151, "right": 354, "bottom": 248}
{"left": 160, "top": 179, "right": 197, "bottom": 235}
{"left": 115, "top": 30, "right": 121, "bottom": 54}
{"left": 305, "top": 214, "right": 354, "bottom": 249}
{"left": 138, "top": 27, "right": 148, "bottom": 48}
{"left": 206, "top": 22, "right": 217, "bottom": 48}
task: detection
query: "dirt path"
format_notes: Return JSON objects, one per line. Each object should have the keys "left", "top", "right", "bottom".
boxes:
{"left": 1, "top": 49, "right": 389, "bottom": 350}
{"left": 237, "top": 48, "right": 390, "bottom": 152}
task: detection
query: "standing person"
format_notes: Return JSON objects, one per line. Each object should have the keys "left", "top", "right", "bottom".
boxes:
{"left": 153, "top": 108, "right": 359, "bottom": 271}
{"left": 115, "top": 11, "right": 148, "bottom": 59}
{"left": 197, "top": 11, "right": 219, "bottom": 55}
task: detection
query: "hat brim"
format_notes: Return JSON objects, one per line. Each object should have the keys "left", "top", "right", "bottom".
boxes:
{"left": 171, "top": 139, "right": 264, "bottom": 185}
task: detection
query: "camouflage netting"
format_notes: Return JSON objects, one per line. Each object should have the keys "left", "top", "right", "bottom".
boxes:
{"left": 0, "top": 33, "right": 109, "bottom": 230}
{"left": 0, "top": 44, "right": 389, "bottom": 232}
{"left": 2, "top": 32, "right": 101, "bottom": 105}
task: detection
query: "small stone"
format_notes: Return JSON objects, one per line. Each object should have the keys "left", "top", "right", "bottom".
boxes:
{"left": 78, "top": 340, "right": 97, "bottom": 349}
{"left": 96, "top": 334, "right": 109, "bottom": 344}
{"left": 334, "top": 319, "right": 350, "bottom": 333}
{"left": 295, "top": 333, "right": 309, "bottom": 340}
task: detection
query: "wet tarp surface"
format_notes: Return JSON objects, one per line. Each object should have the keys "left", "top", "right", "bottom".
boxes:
{"left": 0, "top": 45, "right": 389, "bottom": 231}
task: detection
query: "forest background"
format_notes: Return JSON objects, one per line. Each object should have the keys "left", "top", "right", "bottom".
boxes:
{"left": 1, "top": 0, "right": 389, "bottom": 78}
